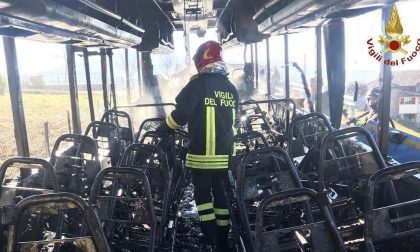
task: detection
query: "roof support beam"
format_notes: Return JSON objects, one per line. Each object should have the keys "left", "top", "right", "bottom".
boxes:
{"left": 324, "top": 18, "right": 345, "bottom": 129}
{"left": 3, "top": 36, "right": 29, "bottom": 158}
{"left": 316, "top": 26, "right": 323, "bottom": 113}
{"left": 284, "top": 34, "right": 290, "bottom": 99}
{"left": 66, "top": 45, "right": 81, "bottom": 134}
{"left": 378, "top": 5, "right": 392, "bottom": 159}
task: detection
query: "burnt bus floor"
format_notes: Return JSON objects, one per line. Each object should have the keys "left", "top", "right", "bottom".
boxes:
{"left": 174, "top": 183, "right": 235, "bottom": 252}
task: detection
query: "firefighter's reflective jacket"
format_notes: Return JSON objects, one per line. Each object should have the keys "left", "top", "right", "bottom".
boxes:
{"left": 165, "top": 72, "right": 239, "bottom": 170}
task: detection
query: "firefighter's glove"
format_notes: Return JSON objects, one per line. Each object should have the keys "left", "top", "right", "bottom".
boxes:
{"left": 346, "top": 117, "right": 358, "bottom": 126}
{"left": 156, "top": 122, "right": 174, "bottom": 134}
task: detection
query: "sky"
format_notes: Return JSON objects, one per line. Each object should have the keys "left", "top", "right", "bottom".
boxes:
{"left": 1, "top": 1, "right": 420, "bottom": 84}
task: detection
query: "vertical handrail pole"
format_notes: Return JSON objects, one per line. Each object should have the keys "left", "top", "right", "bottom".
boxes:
{"left": 83, "top": 48, "right": 95, "bottom": 122}
{"left": 107, "top": 49, "right": 117, "bottom": 110}
{"left": 136, "top": 51, "right": 143, "bottom": 97}
{"left": 284, "top": 34, "right": 290, "bottom": 99}
{"left": 44, "top": 122, "right": 50, "bottom": 156}
{"left": 266, "top": 38, "right": 271, "bottom": 98}
{"left": 250, "top": 43, "right": 255, "bottom": 88}
{"left": 100, "top": 48, "right": 109, "bottom": 111}
{"left": 255, "top": 43, "right": 259, "bottom": 90}
{"left": 124, "top": 49, "right": 131, "bottom": 103}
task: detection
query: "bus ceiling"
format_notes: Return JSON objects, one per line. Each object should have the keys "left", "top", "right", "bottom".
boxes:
{"left": 0, "top": 0, "right": 395, "bottom": 52}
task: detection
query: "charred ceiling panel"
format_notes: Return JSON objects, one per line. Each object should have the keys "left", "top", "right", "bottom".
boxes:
{"left": 0, "top": 0, "right": 180, "bottom": 52}
{"left": 91, "top": 0, "right": 176, "bottom": 51}
{"left": 0, "top": 0, "right": 237, "bottom": 50}
{"left": 217, "top": 0, "right": 269, "bottom": 46}
{"left": 253, "top": 0, "right": 362, "bottom": 35}
{"left": 0, "top": 0, "right": 393, "bottom": 51}
{"left": 232, "top": 0, "right": 269, "bottom": 43}
{"left": 0, "top": 14, "right": 108, "bottom": 46}
{"left": 217, "top": 2, "right": 235, "bottom": 44}
{"left": 216, "top": 0, "right": 396, "bottom": 45}
{"left": 0, "top": 0, "right": 144, "bottom": 47}
{"left": 161, "top": 0, "right": 229, "bottom": 37}
{"left": 171, "top": 0, "right": 214, "bottom": 35}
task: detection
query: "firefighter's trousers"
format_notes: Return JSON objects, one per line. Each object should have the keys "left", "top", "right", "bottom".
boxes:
{"left": 191, "top": 169, "right": 231, "bottom": 248}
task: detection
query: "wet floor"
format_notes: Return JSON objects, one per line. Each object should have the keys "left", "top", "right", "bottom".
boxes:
{"left": 174, "top": 183, "right": 215, "bottom": 252}
{"left": 173, "top": 182, "right": 237, "bottom": 252}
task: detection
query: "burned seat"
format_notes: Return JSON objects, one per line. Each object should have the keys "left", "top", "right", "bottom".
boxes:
{"left": 238, "top": 101, "right": 268, "bottom": 130}
{"left": 269, "top": 98, "right": 296, "bottom": 134}
{"left": 138, "top": 131, "right": 189, "bottom": 247}
{"left": 84, "top": 121, "right": 122, "bottom": 167}
{"left": 119, "top": 144, "right": 171, "bottom": 249}
{"left": 364, "top": 162, "right": 420, "bottom": 252}
{"left": 89, "top": 167, "right": 156, "bottom": 251}
{"left": 239, "top": 98, "right": 296, "bottom": 145}
{"left": 50, "top": 134, "right": 101, "bottom": 198}
{"left": 0, "top": 157, "right": 59, "bottom": 250}
{"left": 233, "top": 131, "right": 270, "bottom": 154}
{"left": 229, "top": 131, "right": 269, "bottom": 182}
{"left": 225, "top": 131, "right": 270, "bottom": 250}
{"left": 135, "top": 116, "right": 189, "bottom": 143}
{"left": 136, "top": 118, "right": 189, "bottom": 177}
{"left": 287, "top": 113, "right": 333, "bottom": 179}
{"left": 239, "top": 99, "right": 264, "bottom": 118}
{"left": 288, "top": 112, "right": 333, "bottom": 160}
{"left": 139, "top": 131, "right": 188, "bottom": 204}
{"left": 4, "top": 192, "right": 110, "bottom": 252}
{"left": 0, "top": 157, "right": 58, "bottom": 205}
{"left": 239, "top": 100, "right": 277, "bottom": 142}
{"left": 318, "top": 127, "right": 386, "bottom": 190}
{"left": 254, "top": 188, "right": 346, "bottom": 252}
{"left": 317, "top": 127, "right": 391, "bottom": 247}
{"left": 101, "top": 109, "right": 134, "bottom": 149}
{"left": 235, "top": 147, "right": 304, "bottom": 251}
{"left": 135, "top": 117, "right": 165, "bottom": 142}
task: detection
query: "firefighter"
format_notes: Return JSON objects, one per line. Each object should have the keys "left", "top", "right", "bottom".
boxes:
{"left": 346, "top": 87, "right": 381, "bottom": 126}
{"left": 364, "top": 87, "right": 381, "bottom": 124}
{"left": 157, "top": 40, "right": 239, "bottom": 251}
{"left": 364, "top": 87, "right": 396, "bottom": 126}
{"left": 366, "top": 87, "right": 381, "bottom": 113}
{"left": 346, "top": 86, "right": 396, "bottom": 129}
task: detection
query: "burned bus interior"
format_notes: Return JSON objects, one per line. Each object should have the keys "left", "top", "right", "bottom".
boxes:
{"left": 1, "top": 0, "right": 420, "bottom": 251}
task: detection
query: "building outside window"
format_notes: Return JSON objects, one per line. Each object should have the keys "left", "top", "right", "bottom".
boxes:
{"left": 401, "top": 97, "right": 416, "bottom": 104}
{"left": 404, "top": 114, "right": 417, "bottom": 121}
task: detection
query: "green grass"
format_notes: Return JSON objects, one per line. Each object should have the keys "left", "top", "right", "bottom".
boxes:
{"left": 0, "top": 92, "right": 104, "bottom": 163}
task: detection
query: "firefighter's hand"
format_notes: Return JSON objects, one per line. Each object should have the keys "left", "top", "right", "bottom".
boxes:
{"left": 156, "top": 122, "right": 174, "bottom": 134}
{"left": 346, "top": 117, "right": 358, "bottom": 126}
